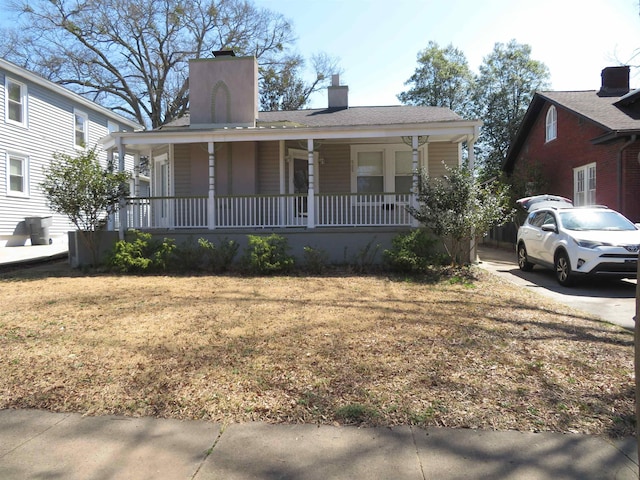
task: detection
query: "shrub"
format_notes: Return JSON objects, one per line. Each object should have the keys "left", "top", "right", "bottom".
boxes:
{"left": 108, "top": 230, "right": 176, "bottom": 273}
{"left": 383, "top": 229, "right": 441, "bottom": 273}
{"left": 351, "top": 238, "right": 381, "bottom": 273}
{"left": 243, "top": 234, "right": 294, "bottom": 274}
{"left": 302, "top": 246, "right": 328, "bottom": 274}
{"left": 199, "top": 238, "right": 239, "bottom": 273}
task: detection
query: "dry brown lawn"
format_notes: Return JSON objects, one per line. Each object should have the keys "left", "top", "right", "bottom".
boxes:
{"left": 0, "top": 261, "right": 634, "bottom": 437}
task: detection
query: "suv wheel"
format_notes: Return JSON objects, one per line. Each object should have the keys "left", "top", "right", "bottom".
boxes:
{"left": 555, "top": 251, "right": 574, "bottom": 286}
{"left": 517, "top": 243, "right": 534, "bottom": 271}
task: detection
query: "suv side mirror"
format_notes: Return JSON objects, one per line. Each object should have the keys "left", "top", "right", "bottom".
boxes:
{"left": 541, "top": 223, "right": 557, "bottom": 233}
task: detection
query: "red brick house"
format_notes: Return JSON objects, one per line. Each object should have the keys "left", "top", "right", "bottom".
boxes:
{"left": 503, "top": 66, "right": 640, "bottom": 223}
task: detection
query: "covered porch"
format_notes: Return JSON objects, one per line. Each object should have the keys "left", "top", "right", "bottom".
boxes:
{"left": 105, "top": 126, "right": 479, "bottom": 236}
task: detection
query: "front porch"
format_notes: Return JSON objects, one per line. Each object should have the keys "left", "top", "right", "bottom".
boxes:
{"left": 117, "top": 192, "right": 414, "bottom": 230}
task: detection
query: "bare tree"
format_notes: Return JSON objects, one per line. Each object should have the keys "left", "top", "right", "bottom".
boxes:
{"left": 259, "top": 52, "right": 341, "bottom": 111}
{"left": 3, "top": 0, "right": 296, "bottom": 128}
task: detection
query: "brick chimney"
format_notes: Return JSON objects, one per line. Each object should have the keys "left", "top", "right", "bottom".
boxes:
{"left": 598, "top": 66, "right": 630, "bottom": 97}
{"left": 189, "top": 51, "right": 258, "bottom": 127}
{"left": 328, "top": 74, "right": 348, "bottom": 109}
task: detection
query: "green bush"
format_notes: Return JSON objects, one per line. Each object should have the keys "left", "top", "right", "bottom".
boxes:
{"left": 199, "top": 238, "right": 239, "bottom": 273}
{"left": 302, "top": 246, "right": 328, "bottom": 274}
{"left": 108, "top": 230, "right": 176, "bottom": 273}
{"left": 243, "top": 234, "right": 294, "bottom": 274}
{"left": 383, "top": 229, "right": 441, "bottom": 273}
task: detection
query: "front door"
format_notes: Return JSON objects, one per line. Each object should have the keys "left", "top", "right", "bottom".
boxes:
{"left": 293, "top": 158, "right": 309, "bottom": 217}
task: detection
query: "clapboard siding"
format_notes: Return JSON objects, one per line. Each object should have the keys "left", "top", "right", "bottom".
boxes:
{"left": 427, "top": 142, "right": 460, "bottom": 177}
{"left": 257, "top": 141, "right": 280, "bottom": 194}
{"left": 319, "top": 143, "right": 350, "bottom": 193}
{"left": 0, "top": 60, "right": 140, "bottom": 245}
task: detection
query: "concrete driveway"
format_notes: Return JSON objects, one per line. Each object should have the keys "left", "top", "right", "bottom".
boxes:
{"left": 477, "top": 244, "right": 637, "bottom": 331}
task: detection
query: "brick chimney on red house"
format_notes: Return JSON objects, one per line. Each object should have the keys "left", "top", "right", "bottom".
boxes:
{"left": 598, "top": 66, "right": 630, "bottom": 97}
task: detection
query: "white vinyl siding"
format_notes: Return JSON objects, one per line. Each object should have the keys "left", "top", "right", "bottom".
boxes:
{"left": 574, "top": 163, "right": 596, "bottom": 206}
{"left": 5, "top": 77, "right": 27, "bottom": 127}
{"left": 545, "top": 105, "right": 557, "bottom": 142}
{"left": 0, "top": 61, "right": 140, "bottom": 243}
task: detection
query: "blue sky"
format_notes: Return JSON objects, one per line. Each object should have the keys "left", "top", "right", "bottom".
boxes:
{"left": 255, "top": 0, "right": 640, "bottom": 108}
{"left": 1, "top": 0, "right": 638, "bottom": 109}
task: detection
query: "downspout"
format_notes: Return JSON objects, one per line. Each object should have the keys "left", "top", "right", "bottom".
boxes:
{"left": 617, "top": 134, "right": 636, "bottom": 214}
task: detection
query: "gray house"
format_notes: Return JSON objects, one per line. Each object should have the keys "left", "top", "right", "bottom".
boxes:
{"left": 100, "top": 52, "right": 482, "bottom": 262}
{"left": 0, "top": 57, "right": 141, "bottom": 248}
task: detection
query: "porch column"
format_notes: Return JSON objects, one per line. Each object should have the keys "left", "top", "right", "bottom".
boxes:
{"left": 307, "top": 138, "right": 315, "bottom": 229}
{"left": 467, "top": 133, "right": 477, "bottom": 262}
{"left": 117, "top": 137, "right": 126, "bottom": 240}
{"left": 411, "top": 135, "right": 420, "bottom": 228}
{"left": 279, "top": 140, "right": 286, "bottom": 226}
{"left": 106, "top": 149, "right": 116, "bottom": 231}
{"left": 207, "top": 142, "right": 216, "bottom": 230}
{"left": 133, "top": 153, "right": 140, "bottom": 229}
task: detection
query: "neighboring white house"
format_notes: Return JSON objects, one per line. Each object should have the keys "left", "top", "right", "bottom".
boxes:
{"left": 0, "top": 57, "right": 142, "bottom": 247}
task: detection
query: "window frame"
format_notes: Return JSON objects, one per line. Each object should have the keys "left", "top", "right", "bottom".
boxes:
{"left": 350, "top": 144, "right": 424, "bottom": 200}
{"left": 573, "top": 162, "right": 596, "bottom": 206}
{"left": 6, "top": 152, "right": 29, "bottom": 197}
{"left": 545, "top": 105, "right": 557, "bottom": 142}
{"left": 5, "top": 77, "right": 28, "bottom": 128}
{"left": 73, "top": 109, "right": 89, "bottom": 149}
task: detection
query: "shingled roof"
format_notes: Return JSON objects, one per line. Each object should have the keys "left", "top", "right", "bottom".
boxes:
{"left": 159, "top": 105, "right": 463, "bottom": 131}
{"left": 503, "top": 88, "right": 640, "bottom": 173}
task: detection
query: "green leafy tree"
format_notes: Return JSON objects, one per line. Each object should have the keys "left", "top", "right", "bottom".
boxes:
{"left": 409, "top": 163, "right": 513, "bottom": 266}
{"left": 398, "top": 41, "right": 475, "bottom": 117}
{"left": 2, "top": 0, "right": 296, "bottom": 128}
{"left": 472, "top": 40, "right": 550, "bottom": 179}
{"left": 41, "top": 148, "right": 130, "bottom": 266}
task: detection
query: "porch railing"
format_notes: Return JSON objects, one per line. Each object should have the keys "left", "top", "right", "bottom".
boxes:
{"left": 118, "top": 193, "right": 412, "bottom": 230}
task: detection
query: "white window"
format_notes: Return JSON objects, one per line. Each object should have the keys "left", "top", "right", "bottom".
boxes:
{"left": 574, "top": 163, "right": 596, "bottom": 206}
{"left": 545, "top": 105, "right": 557, "bottom": 142}
{"left": 351, "top": 145, "right": 423, "bottom": 195}
{"left": 74, "top": 109, "right": 89, "bottom": 148}
{"left": 6, "top": 153, "right": 29, "bottom": 196}
{"left": 356, "top": 151, "right": 384, "bottom": 193}
{"left": 5, "top": 77, "right": 27, "bottom": 127}
{"left": 394, "top": 151, "right": 414, "bottom": 193}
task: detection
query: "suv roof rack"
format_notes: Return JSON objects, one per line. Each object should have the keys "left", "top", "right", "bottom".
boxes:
{"left": 516, "top": 194, "right": 573, "bottom": 212}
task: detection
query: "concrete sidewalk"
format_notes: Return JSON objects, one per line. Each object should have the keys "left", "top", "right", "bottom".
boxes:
{"left": 0, "top": 243, "right": 68, "bottom": 266}
{"left": 0, "top": 409, "right": 636, "bottom": 479}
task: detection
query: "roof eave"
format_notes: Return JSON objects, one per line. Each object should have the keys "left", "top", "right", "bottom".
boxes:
{"left": 102, "top": 120, "right": 482, "bottom": 152}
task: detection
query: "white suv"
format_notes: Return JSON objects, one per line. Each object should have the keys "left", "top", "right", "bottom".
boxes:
{"left": 516, "top": 197, "right": 640, "bottom": 286}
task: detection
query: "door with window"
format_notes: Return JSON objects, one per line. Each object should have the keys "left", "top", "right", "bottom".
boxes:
{"left": 288, "top": 149, "right": 319, "bottom": 223}
{"left": 153, "top": 154, "right": 171, "bottom": 228}
{"left": 574, "top": 163, "right": 596, "bottom": 206}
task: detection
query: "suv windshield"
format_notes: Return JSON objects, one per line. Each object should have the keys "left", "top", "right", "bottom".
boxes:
{"left": 559, "top": 210, "right": 637, "bottom": 231}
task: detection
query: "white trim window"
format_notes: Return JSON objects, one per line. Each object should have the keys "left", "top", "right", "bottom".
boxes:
{"left": 5, "top": 77, "right": 28, "bottom": 127}
{"left": 6, "top": 152, "right": 29, "bottom": 197}
{"left": 351, "top": 145, "right": 423, "bottom": 195}
{"left": 355, "top": 150, "right": 384, "bottom": 193}
{"left": 574, "top": 162, "right": 596, "bottom": 206}
{"left": 545, "top": 105, "right": 557, "bottom": 142}
{"left": 74, "top": 109, "right": 89, "bottom": 148}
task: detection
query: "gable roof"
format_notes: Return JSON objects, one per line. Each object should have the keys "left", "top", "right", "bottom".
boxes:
{"left": 503, "top": 90, "right": 640, "bottom": 173}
